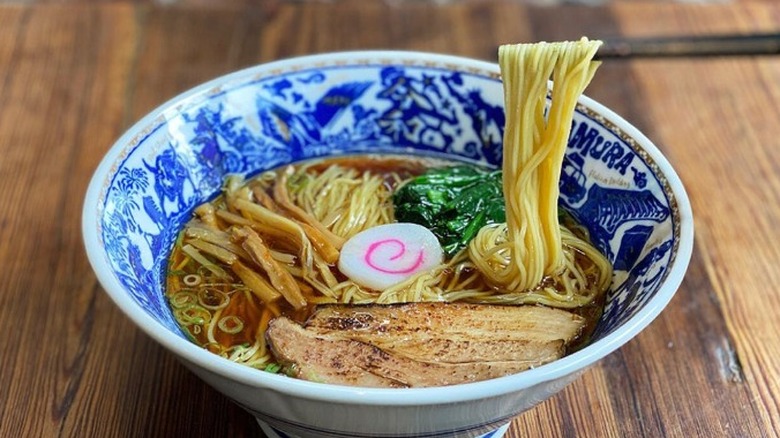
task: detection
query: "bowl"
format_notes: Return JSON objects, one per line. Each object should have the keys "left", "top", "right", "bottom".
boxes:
{"left": 82, "top": 50, "right": 693, "bottom": 438}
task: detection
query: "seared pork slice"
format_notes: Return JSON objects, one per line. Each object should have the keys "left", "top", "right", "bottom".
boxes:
{"left": 266, "top": 316, "right": 553, "bottom": 388}
{"left": 305, "top": 302, "right": 585, "bottom": 364}
{"left": 266, "top": 303, "right": 587, "bottom": 387}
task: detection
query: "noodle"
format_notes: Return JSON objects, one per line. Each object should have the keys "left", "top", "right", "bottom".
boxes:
{"left": 286, "top": 164, "right": 395, "bottom": 239}
{"left": 468, "top": 38, "right": 612, "bottom": 305}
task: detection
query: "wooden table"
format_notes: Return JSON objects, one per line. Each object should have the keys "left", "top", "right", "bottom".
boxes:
{"left": 1, "top": 1, "right": 778, "bottom": 436}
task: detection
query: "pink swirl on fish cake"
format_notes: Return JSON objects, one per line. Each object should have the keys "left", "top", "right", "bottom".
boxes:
{"left": 364, "top": 239, "right": 424, "bottom": 274}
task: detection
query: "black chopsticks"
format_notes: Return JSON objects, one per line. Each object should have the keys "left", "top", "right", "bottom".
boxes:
{"left": 594, "top": 32, "right": 780, "bottom": 59}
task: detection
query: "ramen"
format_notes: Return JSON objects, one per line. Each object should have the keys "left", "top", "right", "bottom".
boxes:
{"left": 165, "top": 38, "right": 612, "bottom": 386}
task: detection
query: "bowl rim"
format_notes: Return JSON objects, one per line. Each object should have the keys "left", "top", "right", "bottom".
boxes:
{"left": 82, "top": 49, "right": 694, "bottom": 406}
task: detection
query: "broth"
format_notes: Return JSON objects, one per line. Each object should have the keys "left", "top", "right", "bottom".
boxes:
{"left": 166, "top": 154, "right": 608, "bottom": 377}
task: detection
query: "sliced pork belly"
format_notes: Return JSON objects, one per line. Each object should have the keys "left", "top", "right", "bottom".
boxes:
{"left": 305, "top": 302, "right": 585, "bottom": 364}
{"left": 267, "top": 316, "right": 559, "bottom": 387}
{"left": 266, "top": 302, "right": 586, "bottom": 388}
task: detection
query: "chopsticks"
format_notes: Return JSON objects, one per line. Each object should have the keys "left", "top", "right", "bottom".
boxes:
{"left": 595, "top": 32, "right": 780, "bottom": 59}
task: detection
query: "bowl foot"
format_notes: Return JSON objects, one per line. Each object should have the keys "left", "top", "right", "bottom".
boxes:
{"left": 255, "top": 418, "right": 511, "bottom": 438}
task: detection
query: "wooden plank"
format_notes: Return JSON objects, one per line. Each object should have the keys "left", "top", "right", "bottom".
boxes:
{"left": 73, "top": 4, "right": 261, "bottom": 437}
{"left": 611, "top": 3, "right": 780, "bottom": 436}
{"left": 1, "top": 1, "right": 778, "bottom": 437}
{"left": 127, "top": 4, "right": 263, "bottom": 121}
{"left": 0, "top": 3, "right": 255, "bottom": 437}
{"left": 0, "top": 3, "right": 151, "bottom": 437}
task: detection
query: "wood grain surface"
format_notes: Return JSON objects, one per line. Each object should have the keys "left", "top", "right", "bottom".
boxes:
{"left": 1, "top": 1, "right": 779, "bottom": 437}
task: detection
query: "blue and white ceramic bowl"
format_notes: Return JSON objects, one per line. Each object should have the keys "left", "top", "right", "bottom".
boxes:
{"left": 83, "top": 51, "right": 693, "bottom": 438}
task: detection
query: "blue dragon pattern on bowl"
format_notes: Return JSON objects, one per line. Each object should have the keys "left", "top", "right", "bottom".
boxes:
{"left": 99, "top": 61, "right": 679, "bottom": 343}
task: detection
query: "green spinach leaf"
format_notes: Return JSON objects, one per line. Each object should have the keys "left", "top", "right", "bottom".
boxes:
{"left": 393, "top": 166, "right": 505, "bottom": 256}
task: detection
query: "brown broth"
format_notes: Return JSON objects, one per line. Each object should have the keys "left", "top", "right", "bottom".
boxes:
{"left": 166, "top": 155, "right": 440, "bottom": 355}
{"left": 165, "top": 154, "right": 608, "bottom": 370}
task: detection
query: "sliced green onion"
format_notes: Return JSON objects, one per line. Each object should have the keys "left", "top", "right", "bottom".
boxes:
{"left": 183, "top": 274, "right": 202, "bottom": 287}
{"left": 175, "top": 304, "right": 211, "bottom": 325}
{"left": 264, "top": 363, "right": 282, "bottom": 374}
{"left": 217, "top": 315, "right": 244, "bottom": 334}
{"left": 226, "top": 344, "right": 248, "bottom": 361}
{"left": 198, "top": 288, "right": 230, "bottom": 311}
{"left": 170, "top": 291, "right": 198, "bottom": 308}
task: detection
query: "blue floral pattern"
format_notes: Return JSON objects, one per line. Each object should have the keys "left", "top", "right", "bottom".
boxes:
{"left": 98, "top": 59, "right": 679, "bottom": 345}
